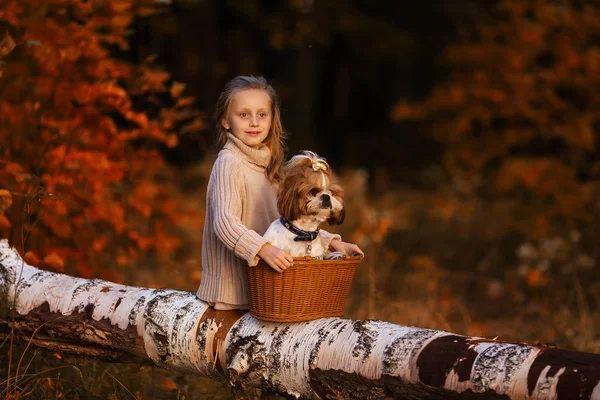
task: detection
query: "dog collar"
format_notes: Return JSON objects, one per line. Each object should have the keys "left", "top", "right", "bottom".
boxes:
{"left": 279, "top": 217, "right": 320, "bottom": 242}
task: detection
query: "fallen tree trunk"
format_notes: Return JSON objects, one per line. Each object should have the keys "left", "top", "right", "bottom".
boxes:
{"left": 1, "top": 239, "right": 599, "bottom": 399}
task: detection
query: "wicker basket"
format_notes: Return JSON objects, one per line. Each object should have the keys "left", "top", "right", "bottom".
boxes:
{"left": 247, "top": 255, "right": 362, "bottom": 322}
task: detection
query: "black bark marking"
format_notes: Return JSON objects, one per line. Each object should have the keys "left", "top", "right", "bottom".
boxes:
{"left": 259, "top": 376, "right": 289, "bottom": 397}
{"left": 226, "top": 329, "right": 265, "bottom": 380}
{"left": 527, "top": 347, "right": 600, "bottom": 399}
{"left": 226, "top": 321, "right": 281, "bottom": 384}
{"left": 0, "top": 251, "right": 12, "bottom": 265}
{"left": 309, "top": 327, "right": 328, "bottom": 367}
{"left": 128, "top": 296, "right": 145, "bottom": 327}
{"left": 151, "top": 288, "right": 170, "bottom": 295}
{"left": 352, "top": 320, "right": 378, "bottom": 360}
{"left": 71, "top": 278, "right": 103, "bottom": 299}
{"left": 144, "top": 292, "right": 187, "bottom": 324}
{"left": 153, "top": 331, "right": 169, "bottom": 363}
{"left": 106, "top": 296, "right": 124, "bottom": 315}
{"left": 470, "top": 343, "right": 532, "bottom": 394}
{"left": 331, "top": 320, "right": 343, "bottom": 330}
{"left": 79, "top": 303, "right": 95, "bottom": 319}
{"left": 229, "top": 324, "right": 240, "bottom": 341}
{"left": 269, "top": 325, "right": 290, "bottom": 375}
{"left": 417, "top": 335, "right": 478, "bottom": 387}
{"left": 196, "top": 319, "right": 209, "bottom": 360}
{"left": 168, "top": 299, "right": 199, "bottom": 362}
{"left": 382, "top": 328, "right": 439, "bottom": 377}
{"left": 144, "top": 292, "right": 189, "bottom": 363}
{"left": 16, "top": 271, "right": 53, "bottom": 292}
{"left": 327, "top": 320, "right": 346, "bottom": 345}
{"left": 0, "top": 260, "right": 15, "bottom": 285}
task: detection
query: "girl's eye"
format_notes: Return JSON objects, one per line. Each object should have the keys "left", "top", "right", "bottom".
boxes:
{"left": 309, "top": 188, "right": 319, "bottom": 196}
{"left": 259, "top": 113, "right": 267, "bottom": 118}
{"left": 240, "top": 113, "right": 248, "bottom": 117}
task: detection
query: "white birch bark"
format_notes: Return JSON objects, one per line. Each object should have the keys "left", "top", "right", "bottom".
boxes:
{"left": 1, "top": 239, "right": 599, "bottom": 399}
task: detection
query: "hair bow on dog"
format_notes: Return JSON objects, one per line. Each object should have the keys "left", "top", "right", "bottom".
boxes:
{"left": 312, "top": 161, "right": 328, "bottom": 172}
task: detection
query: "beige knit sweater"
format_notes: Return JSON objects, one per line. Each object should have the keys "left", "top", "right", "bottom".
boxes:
{"left": 196, "top": 134, "right": 340, "bottom": 307}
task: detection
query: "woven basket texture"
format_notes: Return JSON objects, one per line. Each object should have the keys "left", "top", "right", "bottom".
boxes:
{"left": 247, "top": 255, "right": 362, "bottom": 322}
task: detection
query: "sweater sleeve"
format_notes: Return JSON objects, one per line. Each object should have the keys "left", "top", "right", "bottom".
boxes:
{"left": 319, "top": 229, "right": 342, "bottom": 250}
{"left": 210, "top": 155, "right": 268, "bottom": 266}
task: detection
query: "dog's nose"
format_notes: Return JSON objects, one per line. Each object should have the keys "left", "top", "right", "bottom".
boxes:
{"left": 321, "top": 194, "right": 331, "bottom": 208}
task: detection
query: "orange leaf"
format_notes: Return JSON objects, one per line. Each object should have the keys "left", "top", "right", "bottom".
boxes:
{"left": 162, "top": 380, "right": 177, "bottom": 390}
{"left": 0, "top": 214, "right": 11, "bottom": 230}
{"left": 92, "top": 238, "right": 107, "bottom": 252}
{"left": 170, "top": 82, "right": 186, "bottom": 98}
{"left": 43, "top": 253, "right": 64, "bottom": 272}
{"left": 125, "top": 111, "right": 148, "bottom": 128}
{"left": 527, "top": 269, "right": 541, "bottom": 287}
{"left": 176, "top": 97, "right": 195, "bottom": 108}
{"left": 116, "top": 254, "right": 129, "bottom": 265}
{"left": 166, "top": 134, "right": 178, "bottom": 148}
{"left": 407, "top": 255, "right": 437, "bottom": 271}
{"left": 0, "top": 31, "right": 16, "bottom": 59}
{"left": 76, "top": 259, "right": 95, "bottom": 279}
{"left": 4, "top": 162, "right": 25, "bottom": 182}
{"left": 24, "top": 251, "right": 40, "bottom": 266}
{"left": 0, "top": 189, "right": 12, "bottom": 212}
{"left": 52, "top": 353, "right": 62, "bottom": 360}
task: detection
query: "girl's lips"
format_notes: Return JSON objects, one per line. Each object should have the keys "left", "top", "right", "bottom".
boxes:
{"left": 246, "top": 131, "right": 261, "bottom": 135}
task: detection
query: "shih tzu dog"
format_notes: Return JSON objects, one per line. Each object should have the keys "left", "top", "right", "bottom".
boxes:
{"left": 263, "top": 151, "right": 345, "bottom": 259}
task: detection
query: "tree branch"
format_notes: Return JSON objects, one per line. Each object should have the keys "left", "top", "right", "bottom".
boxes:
{"left": 1, "top": 239, "right": 599, "bottom": 399}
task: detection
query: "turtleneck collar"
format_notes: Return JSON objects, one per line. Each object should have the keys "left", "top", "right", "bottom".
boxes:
{"left": 223, "top": 133, "right": 271, "bottom": 168}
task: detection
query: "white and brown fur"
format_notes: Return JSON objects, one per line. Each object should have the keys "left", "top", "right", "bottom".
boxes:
{"left": 263, "top": 151, "right": 345, "bottom": 259}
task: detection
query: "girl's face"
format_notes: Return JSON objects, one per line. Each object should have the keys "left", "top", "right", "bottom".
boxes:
{"left": 222, "top": 89, "right": 272, "bottom": 148}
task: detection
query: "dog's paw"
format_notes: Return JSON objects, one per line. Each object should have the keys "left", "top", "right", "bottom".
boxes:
{"left": 324, "top": 251, "right": 344, "bottom": 260}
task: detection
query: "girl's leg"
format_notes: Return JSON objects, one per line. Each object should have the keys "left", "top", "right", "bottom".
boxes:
{"left": 214, "top": 302, "right": 249, "bottom": 311}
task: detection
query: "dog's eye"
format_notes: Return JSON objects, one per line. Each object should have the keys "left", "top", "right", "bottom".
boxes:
{"left": 309, "top": 188, "right": 319, "bottom": 196}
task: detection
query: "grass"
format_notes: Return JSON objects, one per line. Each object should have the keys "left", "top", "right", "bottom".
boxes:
{"left": 0, "top": 343, "right": 232, "bottom": 399}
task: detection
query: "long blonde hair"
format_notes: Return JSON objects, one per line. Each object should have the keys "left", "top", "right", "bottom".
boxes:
{"left": 214, "top": 76, "right": 286, "bottom": 184}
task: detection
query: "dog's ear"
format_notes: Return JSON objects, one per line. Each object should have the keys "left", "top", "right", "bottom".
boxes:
{"left": 327, "top": 200, "right": 345, "bottom": 225}
{"left": 278, "top": 177, "right": 303, "bottom": 222}
{"left": 327, "top": 183, "right": 345, "bottom": 225}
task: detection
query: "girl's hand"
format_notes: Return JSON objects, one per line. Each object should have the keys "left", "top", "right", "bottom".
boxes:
{"left": 329, "top": 239, "right": 364, "bottom": 257}
{"left": 258, "top": 243, "right": 293, "bottom": 273}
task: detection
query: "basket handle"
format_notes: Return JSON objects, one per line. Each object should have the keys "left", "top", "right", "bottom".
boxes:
{"left": 290, "top": 255, "right": 364, "bottom": 261}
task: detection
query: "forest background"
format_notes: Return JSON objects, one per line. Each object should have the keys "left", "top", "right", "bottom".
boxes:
{"left": 1, "top": 0, "right": 600, "bottom": 398}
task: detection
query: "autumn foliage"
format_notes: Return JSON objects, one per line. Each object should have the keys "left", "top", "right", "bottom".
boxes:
{"left": 392, "top": 0, "right": 600, "bottom": 241}
{"left": 0, "top": 0, "right": 203, "bottom": 278}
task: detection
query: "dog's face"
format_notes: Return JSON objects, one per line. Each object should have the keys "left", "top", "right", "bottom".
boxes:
{"left": 278, "top": 151, "right": 345, "bottom": 226}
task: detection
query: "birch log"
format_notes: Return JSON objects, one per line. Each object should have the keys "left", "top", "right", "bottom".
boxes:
{"left": 1, "top": 239, "right": 599, "bottom": 399}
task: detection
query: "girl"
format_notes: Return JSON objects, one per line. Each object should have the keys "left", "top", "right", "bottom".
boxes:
{"left": 197, "top": 75, "right": 363, "bottom": 311}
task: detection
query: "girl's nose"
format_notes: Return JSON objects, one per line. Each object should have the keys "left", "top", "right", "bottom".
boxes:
{"left": 250, "top": 116, "right": 258, "bottom": 126}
